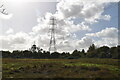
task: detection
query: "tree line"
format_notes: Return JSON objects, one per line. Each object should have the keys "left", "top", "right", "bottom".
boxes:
{"left": 1, "top": 44, "right": 120, "bottom": 59}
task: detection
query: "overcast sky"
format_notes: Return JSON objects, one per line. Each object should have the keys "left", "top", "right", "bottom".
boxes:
{"left": 0, "top": 0, "right": 119, "bottom": 52}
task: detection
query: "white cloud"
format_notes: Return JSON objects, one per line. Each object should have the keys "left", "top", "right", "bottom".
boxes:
{"left": 56, "top": 36, "right": 94, "bottom": 52}
{"left": 55, "top": 0, "right": 111, "bottom": 24}
{"left": 100, "top": 15, "right": 111, "bottom": 21}
{"left": 86, "top": 27, "right": 118, "bottom": 38}
{"left": 56, "top": 39, "right": 74, "bottom": 52}
{"left": 10, "top": 32, "right": 29, "bottom": 44}
{"left": 6, "top": 28, "right": 14, "bottom": 34}
{"left": 86, "top": 27, "right": 118, "bottom": 47}
{"left": 76, "top": 36, "right": 94, "bottom": 49}
{"left": 32, "top": 12, "right": 91, "bottom": 43}
{"left": 0, "top": 32, "right": 31, "bottom": 50}
{"left": 0, "top": 13, "right": 13, "bottom": 20}
{"left": 95, "top": 38, "right": 118, "bottom": 47}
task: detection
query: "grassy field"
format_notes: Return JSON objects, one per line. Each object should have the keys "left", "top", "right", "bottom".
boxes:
{"left": 2, "top": 58, "right": 120, "bottom": 78}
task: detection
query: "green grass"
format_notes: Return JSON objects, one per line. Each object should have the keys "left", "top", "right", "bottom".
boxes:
{"left": 2, "top": 58, "right": 120, "bottom": 78}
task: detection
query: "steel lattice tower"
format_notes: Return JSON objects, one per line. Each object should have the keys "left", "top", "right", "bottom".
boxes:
{"left": 49, "top": 17, "right": 57, "bottom": 52}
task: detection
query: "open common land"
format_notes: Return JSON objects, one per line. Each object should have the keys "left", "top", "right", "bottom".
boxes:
{"left": 2, "top": 58, "right": 120, "bottom": 78}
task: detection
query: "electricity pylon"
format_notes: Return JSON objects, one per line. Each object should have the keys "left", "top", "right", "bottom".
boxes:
{"left": 49, "top": 17, "right": 57, "bottom": 52}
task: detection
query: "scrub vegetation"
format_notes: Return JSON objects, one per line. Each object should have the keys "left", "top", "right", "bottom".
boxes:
{"left": 2, "top": 58, "right": 120, "bottom": 78}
